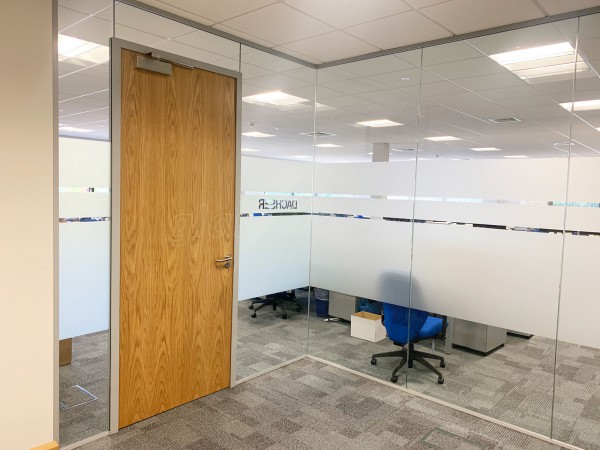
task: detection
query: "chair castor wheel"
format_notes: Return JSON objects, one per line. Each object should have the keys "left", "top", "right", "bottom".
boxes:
{"left": 251, "top": 313, "right": 257, "bottom": 318}
{"left": 282, "top": 313, "right": 288, "bottom": 319}
{"left": 438, "top": 377, "right": 444, "bottom": 385}
{"left": 440, "top": 360, "right": 445, "bottom": 368}
{"left": 391, "top": 375, "right": 398, "bottom": 383}
{"left": 371, "top": 358, "right": 377, "bottom": 365}
{"left": 296, "top": 306, "right": 302, "bottom": 312}
{"left": 249, "top": 305, "right": 254, "bottom": 310}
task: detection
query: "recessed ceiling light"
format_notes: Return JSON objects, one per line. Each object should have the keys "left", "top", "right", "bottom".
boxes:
{"left": 242, "top": 131, "right": 274, "bottom": 138}
{"left": 315, "top": 143, "right": 342, "bottom": 148}
{"left": 366, "top": 152, "right": 373, "bottom": 155}
{"left": 425, "top": 136, "right": 462, "bottom": 142}
{"left": 356, "top": 119, "right": 403, "bottom": 127}
{"left": 470, "top": 147, "right": 500, "bottom": 151}
{"left": 58, "top": 34, "right": 109, "bottom": 63}
{"left": 241, "top": 148, "right": 260, "bottom": 152}
{"left": 401, "top": 77, "right": 411, "bottom": 81}
{"left": 596, "top": 127, "right": 600, "bottom": 132}
{"left": 489, "top": 42, "right": 589, "bottom": 82}
{"left": 59, "top": 126, "right": 93, "bottom": 132}
{"left": 503, "top": 155, "right": 528, "bottom": 158}
{"left": 488, "top": 117, "right": 521, "bottom": 123}
{"left": 242, "top": 91, "right": 308, "bottom": 106}
{"left": 559, "top": 99, "right": 600, "bottom": 112}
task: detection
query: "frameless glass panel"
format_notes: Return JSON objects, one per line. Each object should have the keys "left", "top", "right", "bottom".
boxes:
{"left": 309, "top": 51, "right": 422, "bottom": 387}
{"left": 553, "top": 13, "right": 600, "bottom": 449}
{"left": 236, "top": 46, "right": 316, "bottom": 380}
{"left": 114, "top": 2, "right": 240, "bottom": 72}
{"left": 58, "top": 0, "right": 113, "bottom": 445}
{"left": 408, "top": 20, "right": 578, "bottom": 438}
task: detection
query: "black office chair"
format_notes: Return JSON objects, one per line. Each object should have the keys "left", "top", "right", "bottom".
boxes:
{"left": 249, "top": 290, "right": 301, "bottom": 320}
{"left": 371, "top": 303, "right": 446, "bottom": 384}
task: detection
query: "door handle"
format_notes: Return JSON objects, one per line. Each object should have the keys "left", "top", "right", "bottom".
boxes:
{"left": 215, "top": 254, "right": 232, "bottom": 268}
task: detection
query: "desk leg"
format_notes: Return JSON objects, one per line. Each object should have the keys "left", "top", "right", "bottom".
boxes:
{"left": 444, "top": 318, "right": 453, "bottom": 355}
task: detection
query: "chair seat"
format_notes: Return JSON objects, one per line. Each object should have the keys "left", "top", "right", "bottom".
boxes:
{"left": 417, "top": 316, "right": 443, "bottom": 339}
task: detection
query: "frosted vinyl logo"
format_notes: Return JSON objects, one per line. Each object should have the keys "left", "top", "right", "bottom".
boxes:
{"left": 258, "top": 199, "right": 298, "bottom": 210}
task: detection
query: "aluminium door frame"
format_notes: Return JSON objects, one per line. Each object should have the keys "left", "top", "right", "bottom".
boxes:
{"left": 109, "top": 38, "right": 242, "bottom": 433}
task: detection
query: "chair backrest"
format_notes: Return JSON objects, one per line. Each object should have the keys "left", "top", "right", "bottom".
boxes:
{"left": 382, "top": 303, "right": 428, "bottom": 345}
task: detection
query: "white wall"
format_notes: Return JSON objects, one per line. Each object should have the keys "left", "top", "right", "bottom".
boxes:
{"left": 0, "top": 0, "right": 57, "bottom": 448}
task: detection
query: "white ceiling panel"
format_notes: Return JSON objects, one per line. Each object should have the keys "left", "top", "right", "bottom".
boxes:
{"left": 283, "top": 0, "right": 411, "bottom": 29}
{"left": 451, "top": 72, "right": 523, "bottom": 92}
{"left": 420, "top": 0, "right": 544, "bottom": 35}
{"left": 536, "top": 0, "right": 600, "bottom": 15}
{"left": 345, "top": 10, "right": 452, "bottom": 49}
{"left": 175, "top": 30, "right": 240, "bottom": 58}
{"left": 58, "top": 0, "right": 112, "bottom": 16}
{"left": 243, "top": 49, "right": 309, "bottom": 73}
{"left": 114, "top": 25, "right": 164, "bottom": 47}
{"left": 340, "top": 55, "right": 416, "bottom": 77}
{"left": 282, "top": 32, "right": 378, "bottom": 62}
{"left": 271, "top": 46, "right": 322, "bottom": 65}
{"left": 405, "top": 0, "right": 452, "bottom": 8}
{"left": 58, "top": 6, "right": 87, "bottom": 32}
{"left": 61, "top": 16, "right": 112, "bottom": 46}
{"left": 222, "top": 3, "right": 334, "bottom": 46}
{"left": 159, "top": 0, "right": 277, "bottom": 23}
{"left": 152, "top": 40, "right": 227, "bottom": 64}
{"left": 100, "top": 3, "right": 197, "bottom": 39}
{"left": 135, "top": 0, "right": 214, "bottom": 25}
{"left": 213, "top": 24, "right": 277, "bottom": 48}
{"left": 424, "top": 57, "right": 506, "bottom": 80}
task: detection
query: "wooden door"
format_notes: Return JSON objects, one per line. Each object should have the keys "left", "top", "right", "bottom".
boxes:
{"left": 118, "top": 48, "right": 236, "bottom": 428}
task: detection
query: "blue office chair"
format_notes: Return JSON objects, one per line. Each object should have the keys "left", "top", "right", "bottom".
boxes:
{"left": 371, "top": 303, "right": 446, "bottom": 384}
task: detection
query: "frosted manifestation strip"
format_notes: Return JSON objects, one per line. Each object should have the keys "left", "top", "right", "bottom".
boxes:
{"left": 59, "top": 221, "right": 110, "bottom": 339}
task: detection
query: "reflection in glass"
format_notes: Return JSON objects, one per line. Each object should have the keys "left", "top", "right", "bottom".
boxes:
{"left": 236, "top": 46, "right": 316, "bottom": 380}
{"left": 408, "top": 20, "right": 579, "bottom": 437}
{"left": 553, "top": 13, "right": 600, "bottom": 449}
{"left": 58, "top": 0, "right": 113, "bottom": 445}
{"left": 309, "top": 51, "right": 422, "bottom": 386}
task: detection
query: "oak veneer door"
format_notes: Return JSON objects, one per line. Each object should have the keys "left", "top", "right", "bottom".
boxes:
{"left": 119, "top": 48, "right": 236, "bottom": 428}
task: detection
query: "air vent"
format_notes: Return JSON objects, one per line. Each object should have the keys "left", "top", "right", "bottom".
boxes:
{"left": 488, "top": 117, "right": 521, "bottom": 124}
{"left": 300, "top": 131, "right": 336, "bottom": 137}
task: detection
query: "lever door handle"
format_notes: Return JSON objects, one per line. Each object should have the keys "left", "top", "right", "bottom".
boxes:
{"left": 215, "top": 254, "right": 232, "bottom": 268}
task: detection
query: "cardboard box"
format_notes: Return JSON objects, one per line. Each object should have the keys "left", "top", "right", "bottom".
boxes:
{"left": 351, "top": 311, "right": 387, "bottom": 342}
{"left": 59, "top": 338, "right": 72, "bottom": 366}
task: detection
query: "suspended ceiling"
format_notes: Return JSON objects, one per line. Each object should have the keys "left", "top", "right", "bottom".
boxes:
{"left": 57, "top": 0, "right": 600, "bottom": 162}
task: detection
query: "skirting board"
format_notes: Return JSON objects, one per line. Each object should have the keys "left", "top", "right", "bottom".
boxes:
{"left": 306, "top": 355, "right": 582, "bottom": 450}
{"left": 233, "top": 355, "right": 306, "bottom": 386}
{"left": 60, "top": 431, "right": 110, "bottom": 450}
{"left": 30, "top": 441, "right": 58, "bottom": 450}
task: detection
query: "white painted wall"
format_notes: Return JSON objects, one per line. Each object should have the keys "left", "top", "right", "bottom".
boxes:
{"left": 0, "top": 1, "right": 57, "bottom": 448}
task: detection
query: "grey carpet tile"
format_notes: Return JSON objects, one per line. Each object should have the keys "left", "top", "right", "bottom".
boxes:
{"left": 77, "top": 359, "right": 567, "bottom": 450}
{"left": 306, "top": 301, "right": 600, "bottom": 449}
{"left": 60, "top": 330, "right": 110, "bottom": 447}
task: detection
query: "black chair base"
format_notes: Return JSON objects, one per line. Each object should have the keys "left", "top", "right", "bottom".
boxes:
{"left": 249, "top": 291, "right": 301, "bottom": 320}
{"left": 371, "top": 342, "right": 445, "bottom": 384}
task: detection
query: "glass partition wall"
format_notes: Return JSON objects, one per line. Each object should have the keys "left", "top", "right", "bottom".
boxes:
{"left": 58, "top": 0, "right": 113, "bottom": 446}
{"left": 58, "top": 1, "right": 600, "bottom": 448}
{"left": 310, "top": 13, "right": 600, "bottom": 450}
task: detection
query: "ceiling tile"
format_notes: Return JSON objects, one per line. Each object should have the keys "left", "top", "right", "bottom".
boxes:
{"left": 424, "top": 57, "right": 506, "bottom": 80}
{"left": 221, "top": 3, "right": 334, "bottom": 46}
{"left": 340, "top": 55, "right": 415, "bottom": 76}
{"left": 58, "top": 0, "right": 112, "bottom": 15}
{"left": 157, "top": 0, "right": 277, "bottom": 23}
{"left": 213, "top": 24, "right": 277, "bottom": 48}
{"left": 104, "top": 3, "right": 197, "bottom": 39}
{"left": 282, "top": 32, "right": 378, "bottom": 62}
{"left": 135, "top": 0, "right": 214, "bottom": 25}
{"left": 283, "top": 0, "right": 411, "bottom": 29}
{"left": 536, "top": 0, "right": 600, "bottom": 15}
{"left": 345, "top": 10, "right": 452, "bottom": 49}
{"left": 420, "top": 0, "right": 544, "bottom": 35}
{"left": 114, "top": 25, "right": 164, "bottom": 47}
{"left": 61, "top": 16, "right": 112, "bottom": 46}
{"left": 58, "top": 6, "right": 87, "bottom": 32}
{"left": 152, "top": 40, "right": 227, "bottom": 64}
{"left": 176, "top": 30, "right": 240, "bottom": 58}
{"left": 404, "top": 0, "right": 452, "bottom": 7}
{"left": 272, "top": 46, "right": 322, "bottom": 64}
